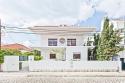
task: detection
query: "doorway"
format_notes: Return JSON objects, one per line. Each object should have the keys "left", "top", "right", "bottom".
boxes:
{"left": 120, "top": 58, "right": 125, "bottom": 70}
{"left": 19, "top": 62, "right": 22, "bottom": 70}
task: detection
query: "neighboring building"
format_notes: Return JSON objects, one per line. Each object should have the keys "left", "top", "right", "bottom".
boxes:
{"left": 29, "top": 25, "right": 96, "bottom": 61}
{"left": 1, "top": 43, "right": 32, "bottom": 52}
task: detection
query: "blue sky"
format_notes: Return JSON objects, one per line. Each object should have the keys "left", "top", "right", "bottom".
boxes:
{"left": 1, "top": 0, "right": 125, "bottom": 47}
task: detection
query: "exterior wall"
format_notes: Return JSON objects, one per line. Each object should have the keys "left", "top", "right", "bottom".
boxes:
{"left": 40, "top": 46, "right": 88, "bottom": 61}
{"left": 29, "top": 60, "right": 120, "bottom": 72}
{"left": 111, "top": 20, "right": 125, "bottom": 30}
{"left": 41, "top": 47, "right": 66, "bottom": 60}
{"left": 2, "top": 56, "right": 19, "bottom": 71}
{"left": 40, "top": 35, "right": 93, "bottom": 47}
{"left": 1, "top": 56, "right": 30, "bottom": 72}
{"left": 66, "top": 46, "right": 88, "bottom": 61}
{"left": 37, "top": 34, "right": 93, "bottom": 61}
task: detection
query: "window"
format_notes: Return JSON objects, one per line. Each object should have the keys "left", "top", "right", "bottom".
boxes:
{"left": 50, "top": 54, "right": 56, "bottom": 59}
{"left": 19, "top": 56, "right": 28, "bottom": 61}
{"left": 67, "top": 39, "right": 76, "bottom": 46}
{"left": 73, "top": 53, "right": 81, "bottom": 60}
{"left": 48, "top": 39, "right": 57, "bottom": 46}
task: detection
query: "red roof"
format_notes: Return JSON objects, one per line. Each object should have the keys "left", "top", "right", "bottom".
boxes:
{"left": 1, "top": 43, "right": 32, "bottom": 51}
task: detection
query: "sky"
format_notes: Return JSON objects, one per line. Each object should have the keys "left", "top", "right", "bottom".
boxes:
{"left": 1, "top": 0, "right": 125, "bottom": 47}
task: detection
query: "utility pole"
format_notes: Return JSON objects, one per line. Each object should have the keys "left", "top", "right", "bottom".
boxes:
{"left": 0, "top": 19, "right": 1, "bottom": 50}
{"left": 124, "top": 16, "right": 125, "bottom": 47}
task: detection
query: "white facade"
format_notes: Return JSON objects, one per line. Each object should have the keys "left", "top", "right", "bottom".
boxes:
{"left": 39, "top": 35, "right": 92, "bottom": 61}
{"left": 29, "top": 26, "right": 96, "bottom": 61}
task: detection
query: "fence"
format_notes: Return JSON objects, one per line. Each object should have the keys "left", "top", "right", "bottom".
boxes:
{"left": 29, "top": 60, "right": 121, "bottom": 72}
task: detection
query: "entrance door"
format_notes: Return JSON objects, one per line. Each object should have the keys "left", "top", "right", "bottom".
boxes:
{"left": 120, "top": 58, "right": 125, "bottom": 70}
{"left": 19, "top": 62, "right": 22, "bottom": 70}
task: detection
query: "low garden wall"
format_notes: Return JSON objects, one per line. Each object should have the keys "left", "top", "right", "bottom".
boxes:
{"left": 29, "top": 60, "right": 121, "bottom": 72}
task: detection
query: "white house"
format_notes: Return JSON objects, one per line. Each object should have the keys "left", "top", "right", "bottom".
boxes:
{"left": 27, "top": 25, "right": 121, "bottom": 72}
{"left": 29, "top": 25, "right": 96, "bottom": 61}
{"left": 0, "top": 25, "right": 121, "bottom": 72}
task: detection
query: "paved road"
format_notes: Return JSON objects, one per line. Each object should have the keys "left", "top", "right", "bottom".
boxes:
{"left": 0, "top": 77, "right": 125, "bottom": 83}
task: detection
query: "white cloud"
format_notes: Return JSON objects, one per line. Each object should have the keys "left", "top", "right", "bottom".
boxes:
{"left": 0, "top": 0, "right": 96, "bottom": 26}
{"left": 23, "top": 17, "right": 77, "bottom": 27}
{"left": 21, "top": 41, "right": 32, "bottom": 47}
{"left": 78, "top": 2, "right": 95, "bottom": 21}
{"left": 96, "top": 0, "right": 125, "bottom": 18}
{"left": 1, "top": 0, "right": 124, "bottom": 27}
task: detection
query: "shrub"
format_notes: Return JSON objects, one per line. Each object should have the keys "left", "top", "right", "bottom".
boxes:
{"left": 34, "top": 55, "right": 43, "bottom": 61}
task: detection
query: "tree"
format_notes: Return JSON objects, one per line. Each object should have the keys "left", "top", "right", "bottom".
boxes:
{"left": 33, "top": 50, "right": 43, "bottom": 61}
{"left": 0, "top": 50, "right": 4, "bottom": 64}
{"left": 0, "top": 49, "right": 22, "bottom": 64}
{"left": 96, "top": 17, "right": 123, "bottom": 60}
{"left": 93, "top": 33, "right": 100, "bottom": 60}
{"left": 87, "top": 34, "right": 100, "bottom": 60}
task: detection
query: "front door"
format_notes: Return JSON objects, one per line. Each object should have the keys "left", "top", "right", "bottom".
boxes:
{"left": 120, "top": 58, "right": 125, "bottom": 70}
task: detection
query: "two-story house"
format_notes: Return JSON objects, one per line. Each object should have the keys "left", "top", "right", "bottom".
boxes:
{"left": 29, "top": 25, "right": 96, "bottom": 61}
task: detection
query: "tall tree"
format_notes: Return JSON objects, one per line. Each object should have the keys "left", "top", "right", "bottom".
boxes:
{"left": 93, "top": 33, "right": 100, "bottom": 60}
{"left": 96, "top": 17, "right": 123, "bottom": 60}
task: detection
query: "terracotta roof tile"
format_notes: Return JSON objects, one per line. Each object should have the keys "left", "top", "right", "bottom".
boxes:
{"left": 1, "top": 43, "right": 32, "bottom": 51}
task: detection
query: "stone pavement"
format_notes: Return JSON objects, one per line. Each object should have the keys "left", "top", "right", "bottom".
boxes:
{"left": 0, "top": 72, "right": 125, "bottom": 83}
{"left": 0, "top": 77, "right": 125, "bottom": 83}
{"left": 0, "top": 71, "right": 125, "bottom": 77}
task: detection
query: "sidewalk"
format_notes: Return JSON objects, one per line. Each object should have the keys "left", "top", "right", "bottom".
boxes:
{"left": 0, "top": 71, "right": 125, "bottom": 77}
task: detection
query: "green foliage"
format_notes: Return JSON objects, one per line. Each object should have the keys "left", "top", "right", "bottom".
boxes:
{"left": 0, "top": 54, "right": 4, "bottom": 64}
{"left": 88, "top": 33, "right": 100, "bottom": 60}
{"left": 33, "top": 49, "right": 43, "bottom": 61}
{"left": 96, "top": 17, "right": 123, "bottom": 61}
{"left": 34, "top": 55, "right": 43, "bottom": 61}
{"left": 0, "top": 49, "right": 43, "bottom": 63}
{"left": 1, "top": 49, "right": 22, "bottom": 56}
{"left": 22, "top": 51, "right": 34, "bottom": 56}
{"left": 92, "top": 33, "right": 100, "bottom": 60}
{"left": 0, "top": 49, "right": 22, "bottom": 63}
{"left": 33, "top": 50, "right": 41, "bottom": 56}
